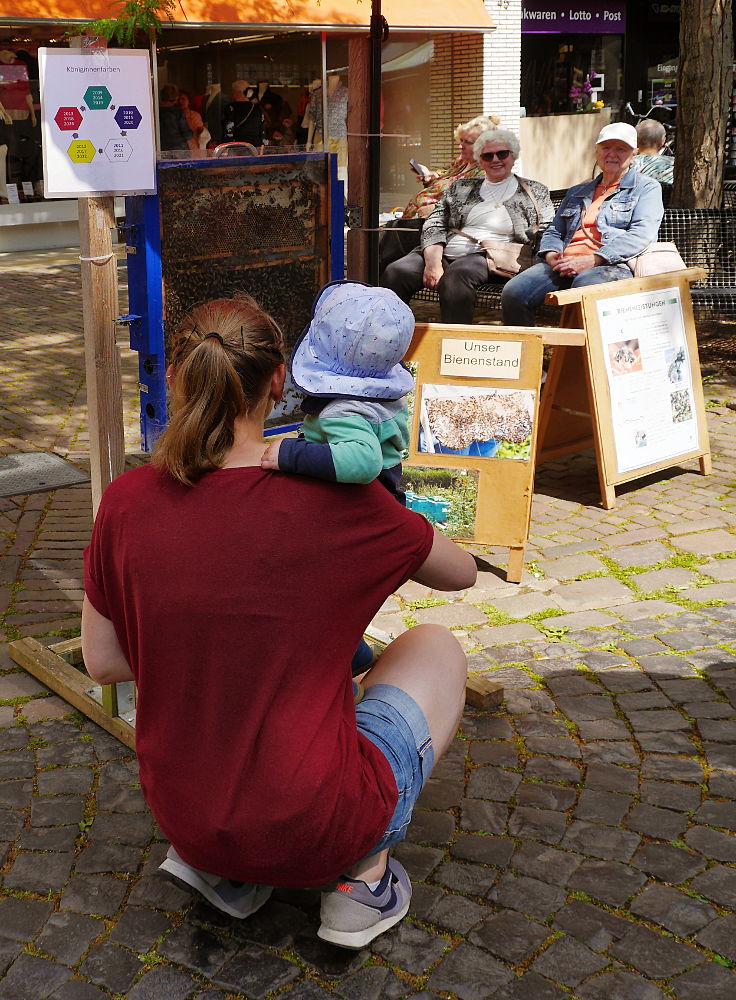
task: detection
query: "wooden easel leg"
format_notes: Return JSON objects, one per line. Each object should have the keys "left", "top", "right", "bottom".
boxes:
{"left": 699, "top": 453, "right": 712, "bottom": 475}
{"left": 507, "top": 547, "right": 525, "bottom": 583}
{"left": 600, "top": 481, "right": 617, "bottom": 510}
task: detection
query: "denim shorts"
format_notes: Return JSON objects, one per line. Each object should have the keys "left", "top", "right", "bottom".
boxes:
{"left": 355, "top": 683, "right": 435, "bottom": 854}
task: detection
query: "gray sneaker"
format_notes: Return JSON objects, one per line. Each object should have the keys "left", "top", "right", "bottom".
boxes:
{"left": 317, "top": 856, "right": 411, "bottom": 949}
{"left": 158, "top": 846, "right": 272, "bottom": 919}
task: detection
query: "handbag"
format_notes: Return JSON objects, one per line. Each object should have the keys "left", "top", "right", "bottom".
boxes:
{"left": 451, "top": 177, "right": 543, "bottom": 279}
{"left": 628, "top": 242, "right": 686, "bottom": 277}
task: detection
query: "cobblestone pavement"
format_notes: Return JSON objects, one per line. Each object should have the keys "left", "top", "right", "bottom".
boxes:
{"left": 1, "top": 253, "right": 736, "bottom": 1000}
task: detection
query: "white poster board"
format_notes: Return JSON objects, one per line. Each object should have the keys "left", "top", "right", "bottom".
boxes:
{"left": 39, "top": 48, "right": 156, "bottom": 197}
{"left": 594, "top": 286, "right": 699, "bottom": 474}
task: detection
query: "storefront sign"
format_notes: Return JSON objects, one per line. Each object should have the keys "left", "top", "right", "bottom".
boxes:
{"left": 39, "top": 48, "right": 156, "bottom": 198}
{"left": 522, "top": 2, "right": 626, "bottom": 33}
{"left": 440, "top": 338, "right": 521, "bottom": 378}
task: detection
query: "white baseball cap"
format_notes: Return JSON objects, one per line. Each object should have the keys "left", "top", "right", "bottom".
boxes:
{"left": 596, "top": 122, "right": 638, "bottom": 149}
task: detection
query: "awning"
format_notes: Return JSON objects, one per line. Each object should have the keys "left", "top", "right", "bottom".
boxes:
{"left": 1, "top": 0, "right": 494, "bottom": 32}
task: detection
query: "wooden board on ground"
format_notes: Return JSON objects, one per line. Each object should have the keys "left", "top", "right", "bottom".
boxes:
{"left": 404, "top": 323, "right": 546, "bottom": 582}
{"left": 537, "top": 268, "right": 711, "bottom": 508}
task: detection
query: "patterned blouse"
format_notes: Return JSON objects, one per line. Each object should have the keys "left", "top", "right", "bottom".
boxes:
{"left": 402, "top": 157, "right": 484, "bottom": 220}
{"left": 634, "top": 153, "right": 674, "bottom": 184}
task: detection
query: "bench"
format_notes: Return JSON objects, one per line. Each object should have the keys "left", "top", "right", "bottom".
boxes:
{"left": 412, "top": 206, "right": 736, "bottom": 322}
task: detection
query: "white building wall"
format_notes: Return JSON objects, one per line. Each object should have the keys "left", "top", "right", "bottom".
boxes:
{"left": 482, "top": 0, "right": 522, "bottom": 133}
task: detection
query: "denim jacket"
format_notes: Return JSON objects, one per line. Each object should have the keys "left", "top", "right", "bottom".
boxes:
{"left": 420, "top": 176, "right": 554, "bottom": 252}
{"left": 539, "top": 168, "right": 663, "bottom": 264}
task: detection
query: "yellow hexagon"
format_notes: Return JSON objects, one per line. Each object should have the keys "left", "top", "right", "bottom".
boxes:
{"left": 67, "top": 139, "right": 97, "bottom": 163}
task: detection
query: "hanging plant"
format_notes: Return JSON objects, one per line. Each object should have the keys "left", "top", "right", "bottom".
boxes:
{"left": 72, "top": 0, "right": 177, "bottom": 46}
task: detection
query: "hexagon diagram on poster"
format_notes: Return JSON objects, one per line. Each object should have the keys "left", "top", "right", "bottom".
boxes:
{"left": 39, "top": 48, "right": 156, "bottom": 198}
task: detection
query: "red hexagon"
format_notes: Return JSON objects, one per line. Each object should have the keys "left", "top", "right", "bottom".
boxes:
{"left": 55, "top": 107, "right": 84, "bottom": 131}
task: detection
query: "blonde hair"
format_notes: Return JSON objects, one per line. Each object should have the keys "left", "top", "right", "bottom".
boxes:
{"left": 453, "top": 115, "right": 501, "bottom": 143}
{"left": 153, "top": 295, "right": 285, "bottom": 486}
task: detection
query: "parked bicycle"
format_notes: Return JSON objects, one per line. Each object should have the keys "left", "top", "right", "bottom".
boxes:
{"left": 623, "top": 101, "right": 676, "bottom": 155}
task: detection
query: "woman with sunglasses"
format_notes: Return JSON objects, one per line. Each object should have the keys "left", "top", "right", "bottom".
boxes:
{"left": 500, "top": 122, "right": 664, "bottom": 326}
{"left": 381, "top": 128, "right": 554, "bottom": 325}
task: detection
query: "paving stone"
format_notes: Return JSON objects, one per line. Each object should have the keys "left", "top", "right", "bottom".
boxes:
{"left": 48, "top": 983, "right": 110, "bottom": 1000}
{"left": 335, "top": 965, "right": 406, "bottom": 1000}
{"left": 525, "top": 757, "right": 582, "bottom": 783}
{"left": 417, "top": 776, "right": 465, "bottom": 810}
{"left": 693, "top": 799, "right": 736, "bottom": 830}
{"left": 0, "top": 896, "right": 54, "bottom": 942}
{"left": 159, "top": 923, "right": 240, "bottom": 976}
{"left": 393, "top": 842, "right": 444, "bottom": 880}
{"left": 414, "top": 603, "right": 487, "bottom": 627}
{"left": 597, "top": 669, "right": 654, "bottom": 692}
{"left": 0, "top": 954, "right": 71, "bottom": 1000}
{"left": 642, "top": 755, "right": 704, "bottom": 782}
{"left": 469, "top": 909, "right": 549, "bottom": 962}
{"left": 630, "top": 843, "right": 706, "bottom": 882}
{"left": 567, "top": 858, "right": 646, "bottom": 906}
{"left": 638, "top": 654, "right": 699, "bottom": 679}
{"left": 30, "top": 796, "right": 85, "bottom": 827}
{"left": 637, "top": 731, "right": 697, "bottom": 753}
{"left": 427, "top": 941, "right": 513, "bottom": 999}
{"left": 370, "top": 919, "right": 449, "bottom": 975}
{"left": 640, "top": 780, "right": 702, "bottom": 812}
{"left": 109, "top": 905, "right": 172, "bottom": 951}
{"left": 505, "top": 689, "right": 556, "bottom": 713}
{"left": 466, "top": 767, "right": 521, "bottom": 801}
{"left": 585, "top": 762, "right": 639, "bottom": 794}
{"left": 460, "top": 799, "right": 508, "bottom": 836}
{"left": 561, "top": 821, "right": 640, "bottom": 861}
{"left": 626, "top": 802, "right": 688, "bottom": 840}
{"left": 630, "top": 884, "right": 718, "bottom": 936}
{"left": 4, "top": 850, "right": 75, "bottom": 892}
{"left": 79, "top": 942, "right": 142, "bottom": 993}
{"left": 126, "top": 966, "right": 201, "bottom": 1000}
{"left": 698, "top": 720, "right": 736, "bottom": 742}
{"left": 406, "top": 809, "right": 456, "bottom": 846}
{"left": 577, "top": 970, "right": 668, "bottom": 1000}
{"left": 510, "top": 843, "right": 582, "bottom": 886}
{"left": 578, "top": 719, "right": 632, "bottom": 740}
{"left": 553, "top": 899, "right": 632, "bottom": 950}
{"left": 433, "top": 861, "right": 498, "bottom": 897}
{"left": 709, "top": 773, "right": 736, "bottom": 798}
{"left": 617, "top": 691, "right": 673, "bottom": 711}
{"left": 611, "top": 541, "right": 673, "bottom": 567}
{"left": 36, "top": 912, "right": 104, "bottom": 965}
{"left": 461, "top": 716, "right": 515, "bottom": 739}
{"left": 36, "top": 766, "right": 94, "bottom": 796}
{"left": 451, "top": 833, "right": 515, "bottom": 868}
{"left": 674, "top": 529, "right": 736, "bottom": 555}
{"left": 531, "top": 934, "right": 608, "bottom": 986}
{"left": 0, "top": 779, "right": 33, "bottom": 808}
{"left": 574, "top": 789, "right": 632, "bottom": 826}
{"left": 689, "top": 865, "right": 736, "bottom": 908}
{"left": 515, "top": 713, "right": 569, "bottom": 737}
{"left": 670, "top": 961, "right": 736, "bottom": 1000}
{"left": 625, "top": 708, "right": 691, "bottom": 732}
{"left": 610, "top": 924, "right": 705, "bottom": 978}
{"left": 583, "top": 739, "right": 641, "bottom": 767}
{"left": 687, "top": 702, "right": 736, "bottom": 719}
{"left": 475, "top": 623, "right": 544, "bottom": 644}
{"left": 0, "top": 750, "right": 35, "bottom": 781}
{"left": 488, "top": 873, "right": 567, "bottom": 919}
{"left": 469, "top": 742, "right": 520, "bottom": 767}
{"left": 508, "top": 806, "right": 567, "bottom": 844}
{"left": 684, "top": 825, "right": 736, "bottom": 863}
{"left": 524, "top": 735, "right": 581, "bottom": 758}
{"left": 213, "top": 942, "right": 301, "bottom": 995}
{"left": 429, "top": 894, "right": 489, "bottom": 935}
{"left": 703, "top": 742, "right": 736, "bottom": 771}
{"left": 60, "top": 875, "right": 130, "bottom": 917}
{"left": 695, "top": 915, "right": 736, "bottom": 962}
{"left": 290, "top": 933, "right": 367, "bottom": 978}
{"left": 555, "top": 695, "right": 618, "bottom": 722}
{"left": 493, "top": 972, "right": 570, "bottom": 1000}
{"left": 516, "top": 781, "right": 577, "bottom": 812}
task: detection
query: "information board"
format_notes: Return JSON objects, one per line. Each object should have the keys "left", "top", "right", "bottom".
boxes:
{"left": 404, "top": 324, "right": 545, "bottom": 582}
{"left": 39, "top": 48, "right": 156, "bottom": 198}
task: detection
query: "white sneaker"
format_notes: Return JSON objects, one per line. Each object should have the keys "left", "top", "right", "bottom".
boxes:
{"left": 158, "top": 846, "right": 272, "bottom": 919}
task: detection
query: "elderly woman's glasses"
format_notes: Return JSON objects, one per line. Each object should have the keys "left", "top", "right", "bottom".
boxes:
{"left": 480, "top": 150, "right": 512, "bottom": 162}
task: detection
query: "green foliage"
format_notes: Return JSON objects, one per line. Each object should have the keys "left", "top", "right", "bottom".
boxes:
{"left": 73, "top": 0, "right": 175, "bottom": 46}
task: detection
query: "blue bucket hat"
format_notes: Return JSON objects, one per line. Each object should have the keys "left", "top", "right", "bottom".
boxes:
{"left": 290, "top": 280, "right": 415, "bottom": 399}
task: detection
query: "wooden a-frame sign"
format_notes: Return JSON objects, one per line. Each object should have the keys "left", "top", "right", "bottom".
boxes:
{"left": 405, "top": 323, "right": 546, "bottom": 582}
{"left": 537, "top": 268, "right": 711, "bottom": 509}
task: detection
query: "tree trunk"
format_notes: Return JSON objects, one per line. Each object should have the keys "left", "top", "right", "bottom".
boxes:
{"left": 672, "top": 0, "right": 733, "bottom": 208}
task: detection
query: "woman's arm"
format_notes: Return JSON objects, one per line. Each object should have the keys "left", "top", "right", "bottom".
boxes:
{"left": 81, "top": 596, "right": 134, "bottom": 685}
{"left": 412, "top": 530, "right": 477, "bottom": 591}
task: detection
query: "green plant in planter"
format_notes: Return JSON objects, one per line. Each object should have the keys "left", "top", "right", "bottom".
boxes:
{"left": 73, "top": 0, "right": 176, "bottom": 46}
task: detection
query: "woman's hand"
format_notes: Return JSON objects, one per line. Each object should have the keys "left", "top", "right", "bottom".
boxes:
{"left": 551, "top": 253, "right": 597, "bottom": 277}
{"left": 423, "top": 263, "right": 443, "bottom": 290}
{"left": 260, "top": 439, "right": 282, "bottom": 470}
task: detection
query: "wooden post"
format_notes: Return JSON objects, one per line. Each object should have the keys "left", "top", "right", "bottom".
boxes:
{"left": 78, "top": 196, "right": 125, "bottom": 516}
{"left": 347, "top": 37, "right": 371, "bottom": 281}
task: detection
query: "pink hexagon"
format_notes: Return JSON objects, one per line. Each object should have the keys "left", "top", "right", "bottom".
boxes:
{"left": 54, "top": 106, "right": 83, "bottom": 131}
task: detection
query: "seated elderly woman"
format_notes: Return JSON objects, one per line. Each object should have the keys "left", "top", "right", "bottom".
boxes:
{"left": 381, "top": 128, "right": 554, "bottom": 325}
{"left": 501, "top": 123, "right": 664, "bottom": 327}
{"left": 379, "top": 115, "right": 499, "bottom": 273}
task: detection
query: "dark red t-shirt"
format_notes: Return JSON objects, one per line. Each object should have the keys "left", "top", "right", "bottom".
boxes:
{"left": 84, "top": 464, "right": 433, "bottom": 886}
